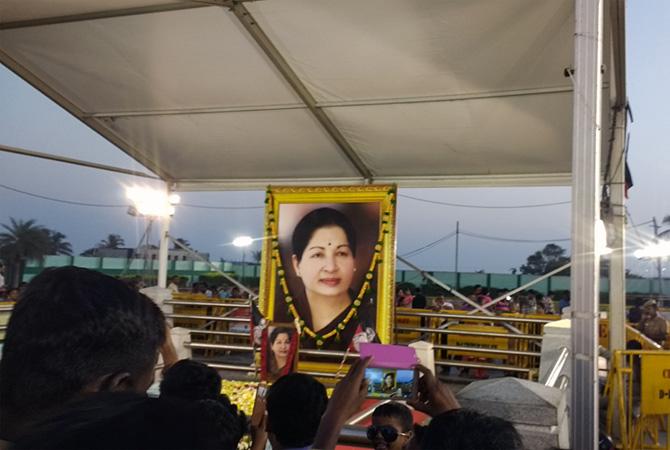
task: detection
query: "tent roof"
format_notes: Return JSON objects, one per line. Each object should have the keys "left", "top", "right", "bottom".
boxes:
{"left": 0, "top": 0, "right": 625, "bottom": 190}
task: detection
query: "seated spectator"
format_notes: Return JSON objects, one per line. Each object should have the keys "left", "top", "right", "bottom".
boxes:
{"left": 431, "top": 295, "right": 454, "bottom": 311}
{"left": 14, "top": 392, "right": 244, "bottom": 450}
{"left": 420, "top": 408, "right": 524, "bottom": 450}
{"left": 412, "top": 288, "right": 427, "bottom": 309}
{"left": 627, "top": 299, "right": 643, "bottom": 323}
{"left": 368, "top": 402, "right": 414, "bottom": 450}
{"left": 5, "top": 288, "right": 19, "bottom": 302}
{"left": 167, "top": 276, "right": 180, "bottom": 294}
{"left": 637, "top": 300, "right": 668, "bottom": 345}
{"left": 265, "top": 373, "right": 329, "bottom": 450}
{"left": 495, "top": 297, "right": 512, "bottom": 313}
{"left": 0, "top": 266, "right": 167, "bottom": 441}
{"left": 541, "top": 294, "right": 556, "bottom": 315}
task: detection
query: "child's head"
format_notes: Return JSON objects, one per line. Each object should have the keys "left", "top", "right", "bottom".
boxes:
{"left": 369, "top": 402, "right": 414, "bottom": 450}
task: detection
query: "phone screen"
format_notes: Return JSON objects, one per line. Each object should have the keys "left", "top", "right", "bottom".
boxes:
{"left": 365, "top": 367, "right": 415, "bottom": 399}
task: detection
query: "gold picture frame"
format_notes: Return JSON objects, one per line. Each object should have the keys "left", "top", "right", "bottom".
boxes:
{"left": 258, "top": 185, "right": 397, "bottom": 361}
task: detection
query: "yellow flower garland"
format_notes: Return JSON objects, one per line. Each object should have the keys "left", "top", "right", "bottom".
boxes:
{"left": 266, "top": 188, "right": 395, "bottom": 348}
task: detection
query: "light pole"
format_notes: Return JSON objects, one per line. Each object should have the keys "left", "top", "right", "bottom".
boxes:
{"left": 634, "top": 233, "right": 670, "bottom": 301}
{"left": 232, "top": 236, "right": 253, "bottom": 285}
{"left": 652, "top": 217, "right": 670, "bottom": 297}
{"left": 125, "top": 185, "right": 180, "bottom": 288}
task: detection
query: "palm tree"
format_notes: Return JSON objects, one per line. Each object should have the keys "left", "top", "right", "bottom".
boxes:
{"left": 97, "top": 234, "right": 125, "bottom": 249}
{"left": 0, "top": 218, "right": 52, "bottom": 288}
{"left": 45, "top": 230, "right": 73, "bottom": 256}
{"left": 251, "top": 250, "right": 263, "bottom": 263}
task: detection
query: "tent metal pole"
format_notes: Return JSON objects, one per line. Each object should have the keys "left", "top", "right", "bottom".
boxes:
{"left": 0, "top": 3, "right": 211, "bottom": 30}
{"left": 229, "top": 3, "right": 374, "bottom": 181}
{"left": 570, "top": 0, "right": 604, "bottom": 448}
{"left": 0, "top": 144, "right": 159, "bottom": 180}
{"left": 607, "top": 113, "right": 627, "bottom": 352}
{"left": 157, "top": 193, "right": 171, "bottom": 289}
{"left": 0, "top": 49, "right": 172, "bottom": 181}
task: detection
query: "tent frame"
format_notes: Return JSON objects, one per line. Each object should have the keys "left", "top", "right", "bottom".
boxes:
{"left": 0, "top": 2, "right": 629, "bottom": 448}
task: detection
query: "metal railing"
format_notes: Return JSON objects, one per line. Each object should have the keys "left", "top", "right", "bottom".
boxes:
{"left": 168, "top": 294, "right": 254, "bottom": 371}
{"left": 396, "top": 309, "right": 556, "bottom": 379}
{"left": 541, "top": 346, "right": 570, "bottom": 387}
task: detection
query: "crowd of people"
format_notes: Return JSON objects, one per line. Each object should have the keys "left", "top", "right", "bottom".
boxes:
{"left": 395, "top": 283, "right": 566, "bottom": 316}
{"left": 0, "top": 266, "right": 526, "bottom": 449}
{"left": 167, "top": 276, "right": 253, "bottom": 301}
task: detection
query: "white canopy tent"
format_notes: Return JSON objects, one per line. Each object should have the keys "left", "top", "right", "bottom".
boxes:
{"left": 1, "top": 1, "right": 627, "bottom": 448}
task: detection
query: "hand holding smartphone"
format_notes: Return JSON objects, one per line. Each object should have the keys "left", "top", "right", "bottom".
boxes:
{"left": 359, "top": 343, "right": 419, "bottom": 400}
{"left": 249, "top": 383, "right": 268, "bottom": 450}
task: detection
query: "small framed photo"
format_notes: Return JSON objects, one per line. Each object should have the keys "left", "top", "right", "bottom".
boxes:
{"left": 260, "top": 322, "right": 299, "bottom": 382}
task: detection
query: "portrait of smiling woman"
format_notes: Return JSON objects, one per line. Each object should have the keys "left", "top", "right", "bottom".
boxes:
{"left": 260, "top": 186, "right": 397, "bottom": 354}
{"left": 263, "top": 325, "right": 297, "bottom": 381}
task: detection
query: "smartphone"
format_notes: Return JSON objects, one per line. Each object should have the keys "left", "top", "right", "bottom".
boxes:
{"left": 364, "top": 367, "right": 416, "bottom": 399}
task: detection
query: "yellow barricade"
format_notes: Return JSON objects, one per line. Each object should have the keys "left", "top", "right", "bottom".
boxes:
{"left": 446, "top": 324, "right": 509, "bottom": 360}
{"left": 607, "top": 350, "right": 670, "bottom": 450}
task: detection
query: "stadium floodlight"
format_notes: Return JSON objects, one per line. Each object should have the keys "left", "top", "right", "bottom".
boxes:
{"left": 634, "top": 241, "right": 670, "bottom": 259}
{"left": 125, "top": 185, "right": 180, "bottom": 218}
{"left": 232, "top": 236, "right": 254, "bottom": 248}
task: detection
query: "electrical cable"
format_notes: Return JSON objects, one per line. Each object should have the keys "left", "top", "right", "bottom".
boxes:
{"left": 0, "top": 182, "right": 264, "bottom": 210}
{"left": 460, "top": 230, "right": 571, "bottom": 243}
{"left": 398, "top": 193, "right": 570, "bottom": 209}
{"left": 0, "top": 182, "right": 127, "bottom": 208}
{"left": 179, "top": 203, "right": 263, "bottom": 210}
{"left": 400, "top": 231, "right": 456, "bottom": 258}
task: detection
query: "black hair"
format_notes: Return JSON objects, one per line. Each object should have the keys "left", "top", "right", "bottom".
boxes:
{"left": 160, "top": 359, "right": 222, "bottom": 402}
{"left": 291, "top": 207, "right": 357, "bottom": 262}
{"left": 266, "top": 373, "right": 328, "bottom": 448}
{"left": 160, "top": 359, "right": 248, "bottom": 438}
{"left": 14, "top": 392, "right": 244, "bottom": 450}
{"left": 420, "top": 409, "right": 524, "bottom": 450}
{"left": 0, "top": 266, "right": 166, "bottom": 440}
{"left": 372, "top": 402, "right": 413, "bottom": 432}
{"left": 270, "top": 326, "right": 293, "bottom": 345}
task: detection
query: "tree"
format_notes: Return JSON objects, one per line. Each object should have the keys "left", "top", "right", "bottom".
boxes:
{"left": 519, "top": 243, "right": 570, "bottom": 275}
{"left": 0, "top": 218, "right": 52, "bottom": 288}
{"left": 97, "top": 234, "right": 125, "bottom": 249}
{"left": 44, "top": 230, "right": 73, "bottom": 256}
{"left": 251, "top": 250, "right": 263, "bottom": 263}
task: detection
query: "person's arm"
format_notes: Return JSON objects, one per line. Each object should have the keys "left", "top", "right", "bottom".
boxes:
{"left": 159, "top": 325, "right": 179, "bottom": 373}
{"left": 313, "top": 357, "right": 371, "bottom": 450}
{"left": 249, "top": 396, "right": 268, "bottom": 450}
{"left": 407, "top": 364, "right": 460, "bottom": 417}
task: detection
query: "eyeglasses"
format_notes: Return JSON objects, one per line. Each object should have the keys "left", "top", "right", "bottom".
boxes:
{"left": 366, "top": 425, "right": 411, "bottom": 443}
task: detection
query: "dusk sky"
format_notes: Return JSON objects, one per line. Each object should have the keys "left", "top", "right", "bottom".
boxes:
{"left": 1, "top": 1, "right": 668, "bottom": 276}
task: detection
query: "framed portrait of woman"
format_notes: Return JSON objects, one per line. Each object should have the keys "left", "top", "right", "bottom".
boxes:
{"left": 258, "top": 185, "right": 397, "bottom": 362}
{"left": 260, "top": 322, "right": 299, "bottom": 382}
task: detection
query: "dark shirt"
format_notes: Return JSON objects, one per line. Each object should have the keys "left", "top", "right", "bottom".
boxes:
{"left": 412, "top": 294, "right": 427, "bottom": 309}
{"left": 628, "top": 306, "right": 642, "bottom": 323}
